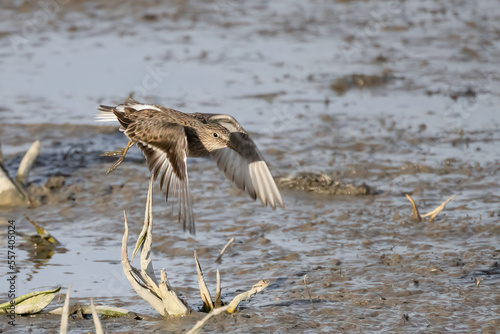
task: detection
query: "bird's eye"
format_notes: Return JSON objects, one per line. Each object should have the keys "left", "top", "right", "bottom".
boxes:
{"left": 213, "top": 133, "right": 218, "bottom": 138}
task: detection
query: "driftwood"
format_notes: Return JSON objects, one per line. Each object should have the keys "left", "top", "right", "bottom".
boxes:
{"left": 186, "top": 280, "right": 270, "bottom": 334}
{"left": 17, "top": 140, "right": 40, "bottom": 186}
{"left": 60, "top": 284, "right": 71, "bottom": 334}
{"left": 121, "top": 175, "right": 270, "bottom": 331}
{"left": 405, "top": 194, "right": 456, "bottom": 222}
{"left": 195, "top": 250, "right": 214, "bottom": 312}
{"left": 121, "top": 176, "right": 189, "bottom": 317}
{"left": 90, "top": 298, "right": 104, "bottom": 334}
{"left": 0, "top": 164, "right": 26, "bottom": 206}
{"left": 215, "top": 237, "right": 235, "bottom": 264}
{"left": 0, "top": 140, "right": 39, "bottom": 207}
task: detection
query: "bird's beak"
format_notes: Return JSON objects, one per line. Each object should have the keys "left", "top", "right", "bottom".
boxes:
{"left": 226, "top": 141, "right": 238, "bottom": 152}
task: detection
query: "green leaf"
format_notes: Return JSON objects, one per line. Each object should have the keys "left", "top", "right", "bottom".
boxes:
{"left": 50, "top": 304, "right": 131, "bottom": 317}
{"left": 26, "top": 215, "right": 60, "bottom": 245}
{"left": 0, "top": 287, "right": 61, "bottom": 315}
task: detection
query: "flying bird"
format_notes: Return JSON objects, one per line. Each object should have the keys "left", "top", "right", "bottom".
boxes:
{"left": 97, "top": 99, "right": 284, "bottom": 234}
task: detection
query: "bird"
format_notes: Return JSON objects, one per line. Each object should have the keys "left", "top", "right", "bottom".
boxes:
{"left": 96, "top": 98, "right": 284, "bottom": 234}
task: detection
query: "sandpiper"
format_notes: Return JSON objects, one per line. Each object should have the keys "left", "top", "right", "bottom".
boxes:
{"left": 97, "top": 99, "right": 284, "bottom": 234}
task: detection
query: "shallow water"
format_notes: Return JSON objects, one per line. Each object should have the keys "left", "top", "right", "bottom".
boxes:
{"left": 1, "top": 0, "right": 499, "bottom": 333}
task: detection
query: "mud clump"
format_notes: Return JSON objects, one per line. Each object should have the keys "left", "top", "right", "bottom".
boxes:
{"left": 330, "top": 72, "right": 392, "bottom": 95}
{"left": 277, "top": 172, "right": 372, "bottom": 196}
{"left": 379, "top": 253, "right": 403, "bottom": 266}
{"left": 43, "top": 176, "right": 66, "bottom": 191}
{"left": 27, "top": 176, "right": 77, "bottom": 207}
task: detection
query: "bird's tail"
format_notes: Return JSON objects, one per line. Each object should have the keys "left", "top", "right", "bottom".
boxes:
{"left": 95, "top": 105, "right": 118, "bottom": 122}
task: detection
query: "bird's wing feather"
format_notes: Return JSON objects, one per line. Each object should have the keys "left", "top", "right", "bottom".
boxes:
{"left": 135, "top": 122, "right": 195, "bottom": 234}
{"left": 209, "top": 125, "right": 284, "bottom": 209}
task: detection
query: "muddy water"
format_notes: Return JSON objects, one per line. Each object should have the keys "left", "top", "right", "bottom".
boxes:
{"left": 1, "top": 0, "right": 499, "bottom": 333}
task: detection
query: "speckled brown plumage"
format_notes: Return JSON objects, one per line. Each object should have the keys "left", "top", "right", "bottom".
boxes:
{"left": 97, "top": 99, "right": 283, "bottom": 234}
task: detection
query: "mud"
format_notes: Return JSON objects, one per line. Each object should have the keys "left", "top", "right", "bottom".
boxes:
{"left": 278, "top": 172, "right": 372, "bottom": 196}
{"left": 1, "top": 0, "right": 500, "bottom": 333}
{"left": 330, "top": 72, "right": 393, "bottom": 95}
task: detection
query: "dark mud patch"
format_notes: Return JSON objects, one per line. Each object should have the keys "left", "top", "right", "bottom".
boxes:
{"left": 330, "top": 72, "right": 394, "bottom": 95}
{"left": 26, "top": 176, "right": 78, "bottom": 207}
{"left": 277, "top": 172, "right": 373, "bottom": 196}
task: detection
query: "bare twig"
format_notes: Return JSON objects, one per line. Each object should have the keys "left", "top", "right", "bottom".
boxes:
{"left": 0, "top": 139, "right": 40, "bottom": 206}
{"left": 122, "top": 210, "right": 188, "bottom": 316}
{"left": 186, "top": 305, "right": 231, "bottom": 334}
{"left": 90, "top": 298, "right": 103, "bottom": 334}
{"left": 122, "top": 212, "right": 165, "bottom": 314}
{"left": 304, "top": 275, "right": 315, "bottom": 310}
{"left": 60, "top": 284, "right": 72, "bottom": 334}
{"left": 421, "top": 195, "right": 456, "bottom": 222}
{"left": 475, "top": 277, "right": 483, "bottom": 288}
{"left": 214, "top": 268, "right": 222, "bottom": 308}
{"left": 194, "top": 250, "right": 214, "bottom": 312}
{"left": 406, "top": 194, "right": 456, "bottom": 223}
{"left": 121, "top": 177, "right": 188, "bottom": 317}
{"left": 133, "top": 175, "right": 155, "bottom": 262}
{"left": 139, "top": 176, "right": 159, "bottom": 291}
{"left": 226, "top": 280, "right": 269, "bottom": 314}
{"left": 405, "top": 194, "right": 422, "bottom": 222}
{"left": 215, "top": 237, "right": 235, "bottom": 264}
{"left": 0, "top": 164, "right": 27, "bottom": 206}
{"left": 17, "top": 140, "right": 40, "bottom": 187}
{"left": 186, "top": 279, "right": 270, "bottom": 334}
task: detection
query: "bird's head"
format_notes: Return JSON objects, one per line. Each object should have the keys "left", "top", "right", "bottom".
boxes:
{"left": 200, "top": 124, "right": 236, "bottom": 152}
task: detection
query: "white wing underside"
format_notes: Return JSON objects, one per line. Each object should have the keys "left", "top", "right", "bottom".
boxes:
{"left": 212, "top": 148, "right": 283, "bottom": 209}
{"left": 95, "top": 112, "right": 118, "bottom": 122}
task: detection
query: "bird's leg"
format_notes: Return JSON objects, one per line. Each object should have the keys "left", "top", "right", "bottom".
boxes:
{"left": 103, "top": 140, "right": 135, "bottom": 175}
{"left": 101, "top": 150, "right": 125, "bottom": 157}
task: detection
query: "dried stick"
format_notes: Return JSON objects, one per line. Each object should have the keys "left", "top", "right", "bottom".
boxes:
{"left": 194, "top": 250, "right": 214, "bottom": 312}
{"left": 186, "top": 305, "right": 230, "bottom": 334}
{"left": 304, "top": 275, "right": 315, "bottom": 310}
{"left": 215, "top": 237, "right": 235, "bottom": 264}
{"left": 187, "top": 279, "right": 270, "bottom": 334}
{"left": 17, "top": 140, "right": 40, "bottom": 186}
{"left": 90, "top": 298, "right": 104, "bottom": 334}
{"left": 421, "top": 195, "right": 455, "bottom": 222}
{"left": 60, "top": 284, "right": 72, "bottom": 334}
{"left": 405, "top": 194, "right": 422, "bottom": 222}
{"left": 214, "top": 268, "right": 222, "bottom": 308}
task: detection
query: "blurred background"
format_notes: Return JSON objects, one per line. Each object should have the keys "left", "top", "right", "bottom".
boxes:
{"left": 0, "top": 0, "right": 499, "bottom": 332}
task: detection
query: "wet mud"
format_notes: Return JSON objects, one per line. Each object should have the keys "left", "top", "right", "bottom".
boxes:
{"left": 1, "top": 0, "right": 500, "bottom": 333}
{"left": 277, "top": 172, "right": 372, "bottom": 196}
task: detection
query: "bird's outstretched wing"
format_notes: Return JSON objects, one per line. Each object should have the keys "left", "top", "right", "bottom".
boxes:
{"left": 206, "top": 114, "right": 284, "bottom": 209}
{"left": 132, "top": 119, "right": 195, "bottom": 234}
